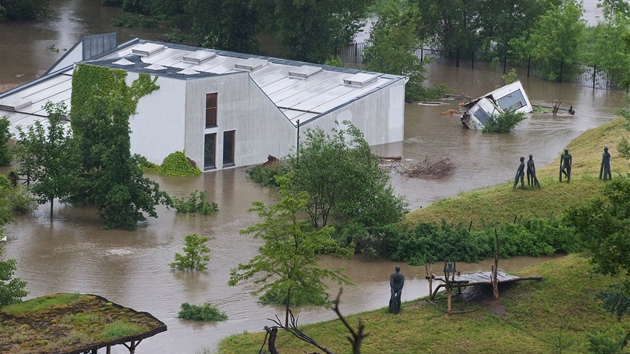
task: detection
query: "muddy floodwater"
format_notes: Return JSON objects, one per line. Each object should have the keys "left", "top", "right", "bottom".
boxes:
{"left": 0, "top": 1, "right": 626, "bottom": 353}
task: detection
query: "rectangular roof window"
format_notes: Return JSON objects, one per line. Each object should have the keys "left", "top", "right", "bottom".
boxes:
{"left": 288, "top": 65, "right": 323, "bottom": 79}
{"left": 343, "top": 73, "right": 378, "bottom": 87}
{"left": 132, "top": 43, "right": 166, "bottom": 57}
{"left": 234, "top": 58, "right": 268, "bottom": 71}
{"left": 182, "top": 50, "right": 216, "bottom": 65}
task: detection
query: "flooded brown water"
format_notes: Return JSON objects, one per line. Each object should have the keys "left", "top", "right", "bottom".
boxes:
{"left": 0, "top": 1, "right": 626, "bottom": 353}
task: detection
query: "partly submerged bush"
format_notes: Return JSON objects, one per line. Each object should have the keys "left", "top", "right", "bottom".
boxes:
{"left": 178, "top": 302, "right": 227, "bottom": 322}
{"left": 246, "top": 162, "right": 289, "bottom": 187}
{"left": 6, "top": 186, "right": 38, "bottom": 215}
{"left": 159, "top": 151, "right": 201, "bottom": 177}
{"left": 483, "top": 110, "right": 526, "bottom": 133}
{"left": 172, "top": 191, "right": 218, "bottom": 214}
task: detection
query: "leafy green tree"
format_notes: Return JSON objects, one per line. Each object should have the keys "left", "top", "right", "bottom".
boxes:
{"left": 584, "top": 10, "right": 630, "bottom": 89}
{"left": 267, "top": 0, "right": 371, "bottom": 63}
{"left": 228, "top": 180, "right": 351, "bottom": 326}
{"left": 0, "top": 258, "right": 28, "bottom": 307}
{"left": 14, "top": 102, "right": 80, "bottom": 219}
{"left": 364, "top": 0, "right": 434, "bottom": 101}
{"left": 289, "top": 121, "right": 407, "bottom": 230}
{"left": 170, "top": 234, "right": 211, "bottom": 271}
{"left": 565, "top": 177, "right": 630, "bottom": 350}
{"left": 70, "top": 65, "right": 171, "bottom": 230}
{"left": 0, "top": 117, "right": 11, "bottom": 166}
{"left": 511, "top": 0, "right": 586, "bottom": 81}
{"left": 172, "top": 191, "right": 218, "bottom": 214}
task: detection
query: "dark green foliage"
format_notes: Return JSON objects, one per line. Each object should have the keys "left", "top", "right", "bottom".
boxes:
{"left": 0, "top": 258, "right": 28, "bottom": 307}
{"left": 170, "top": 234, "right": 211, "bottom": 271}
{"left": 258, "top": 286, "right": 328, "bottom": 307}
{"left": 177, "top": 302, "right": 227, "bottom": 322}
{"left": 159, "top": 151, "right": 200, "bottom": 176}
{"left": 122, "top": 0, "right": 151, "bottom": 14}
{"left": 587, "top": 323, "right": 628, "bottom": 354}
{"left": 172, "top": 191, "right": 218, "bottom": 215}
{"left": 0, "top": 117, "right": 11, "bottom": 166}
{"left": 136, "top": 154, "right": 160, "bottom": 173}
{"left": 482, "top": 110, "right": 527, "bottom": 133}
{"left": 111, "top": 12, "right": 158, "bottom": 28}
{"left": 0, "top": 0, "right": 49, "bottom": 21}
{"left": 391, "top": 221, "right": 486, "bottom": 265}
{"left": 246, "top": 163, "right": 288, "bottom": 187}
{"left": 388, "top": 215, "right": 579, "bottom": 265}
{"left": 101, "top": 0, "right": 123, "bottom": 6}
{"left": 597, "top": 280, "right": 630, "bottom": 321}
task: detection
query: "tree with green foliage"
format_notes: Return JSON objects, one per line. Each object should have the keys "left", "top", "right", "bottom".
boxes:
{"left": 364, "top": 0, "right": 442, "bottom": 102}
{"left": 0, "top": 258, "right": 28, "bottom": 307}
{"left": 70, "top": 65, "right": 171, "bottom": 230}
{"left": 0, "top": 0, "right": 49, "bottom": 21}
{"left": 565, "top": 177, "right": 630, "bottom": 351}
{"left": 266, "top": 0, "right": 370, "bottom": 63}
{"left": 0, "top": 117, "right": 11, "bottom": 166}
{"left": 170, "top": 234, "right": 211, "bottom": 271}
{"left": 172, "top": 190, "right": 218, "bottom": 214}
{"left": 229, "top": 180, "right": 352, "bottom": 326}
{"left": 14, "top": 102, "right": 81, "bottom": 219}
{"left": 511, "top": 0, "right": 586, "bottom": 82}
{"left": 584, "top": 8, "right": 630, "bottom": 90}
{"left": 289, "top": 121, "right": 407, "bottom": 230}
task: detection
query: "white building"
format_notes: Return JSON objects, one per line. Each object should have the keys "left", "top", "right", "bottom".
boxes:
{"left": 0, "top": 33, "right": 406, "bottom": 171}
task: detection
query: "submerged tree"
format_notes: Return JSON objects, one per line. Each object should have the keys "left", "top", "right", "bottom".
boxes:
{"left": 170, "top": 234, "right": 211, "bottom": 271}
{"left": 70, "top": 64, "right": 171, "bottom": 230}
{"left": 14, "top": 102, "right": 80, "bottom": 218}
{"left": 229, "top": 179, "right": 352, "bottom": 326}
{"left": 289, "top": 121, "right": 407, "bottom": 230}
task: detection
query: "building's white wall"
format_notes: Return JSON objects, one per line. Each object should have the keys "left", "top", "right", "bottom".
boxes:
{"left": 184, "top": 73, "right": 296, "bottom": 170}
{"left": 126, "top": 73, "right": 187, "bottom": 164}
{"left": 301, "top": 79, "right": 406, "bottom": 146}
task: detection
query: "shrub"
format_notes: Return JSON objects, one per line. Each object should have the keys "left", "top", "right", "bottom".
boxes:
{"left": 482, "top": 109, "right": 526, "bottom": 133}
{"left": 6, "top": 186, "right": 38, "bottom": 215}
{"left": 246, "top": 163, "right": 288, "bottom": 187}
{"left": 170, "top": 234, "right": 211, "bottom": 271}
{"left": 172, "top": 191, "right": 218, "bottom": 214}
{"left": 135, "top": 154, "right": 160, "bottom": 173}
{"left": 178, "top": 302, "right": 227, "bottom": 322}
{"left": 159, "top": 151, "right": 201, "bottom": 177}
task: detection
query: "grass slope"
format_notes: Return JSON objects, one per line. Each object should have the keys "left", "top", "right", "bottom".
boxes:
{"left": 217, "top": 255, "right": 630, "bottom": 353}
{"left": 218, "top": 117, "right": 630, "bottom": 353}
{"left": 405, "top": 118, "right": 630, "bottom": 229}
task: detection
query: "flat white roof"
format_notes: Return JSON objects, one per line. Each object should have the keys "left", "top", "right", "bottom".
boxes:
{"left": 0, "top": 38, "right": 405, "bottom": 127}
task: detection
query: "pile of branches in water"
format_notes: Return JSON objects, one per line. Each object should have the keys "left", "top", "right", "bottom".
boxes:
{"left": 401, "top": 155, "right": 455, "bottom": 178}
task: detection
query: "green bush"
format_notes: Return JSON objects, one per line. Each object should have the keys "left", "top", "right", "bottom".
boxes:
{"left": 172, "top": 191, "right": 218, "bottom": 214}
{"left": 6, "top": 186, "right": 38, "bottom": 215}
{"left": 482, "top": 109, "right": 526, "bottom": 133}
{"left": 159, "top": 151, "right": 201, "bottom": 176}
{"left": 170, "top": 234, "right": 211, "bottom": 271}
{"left": 111, "top": 12, "right": 158, "bottom": 28}
{"left": 246, "top": 163, "right": 288, "bottom": 187}
{"left": 178, "top": 302, "right": 227, "bottom": 322}
{"left": 135, "top": 154, "right": 160, "bottom": 173}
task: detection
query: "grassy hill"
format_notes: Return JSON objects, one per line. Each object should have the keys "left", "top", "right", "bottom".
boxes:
{"left": 217, "top": 117, "right": 630, "bottom": 354}
{"left": 404, "top": 118, "right": 630, "bottom": 230}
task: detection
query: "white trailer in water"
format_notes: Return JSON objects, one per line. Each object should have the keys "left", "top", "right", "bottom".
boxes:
{"left": 460, "top": 80, "right": 533, "bottom": 130}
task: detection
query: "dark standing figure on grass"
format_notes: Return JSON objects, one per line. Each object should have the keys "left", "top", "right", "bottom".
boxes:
{"left": 389, "top": 266, "right": 404, "bottom": 314}
{"left": 513, "top": 156, "right": 525, "bottom": 189}
{"left": 600, "top": 147, "right": 611, "bottom": 181}
{"left": 527, "top": 155, "right": 541, "bottom": 188}
{"left": 559, "top": 149, "right": 572, "bottom": 183}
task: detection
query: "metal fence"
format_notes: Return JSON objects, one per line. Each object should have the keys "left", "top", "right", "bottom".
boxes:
{"left": 334, "top": 42, "right": 628, "bottom": 92}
